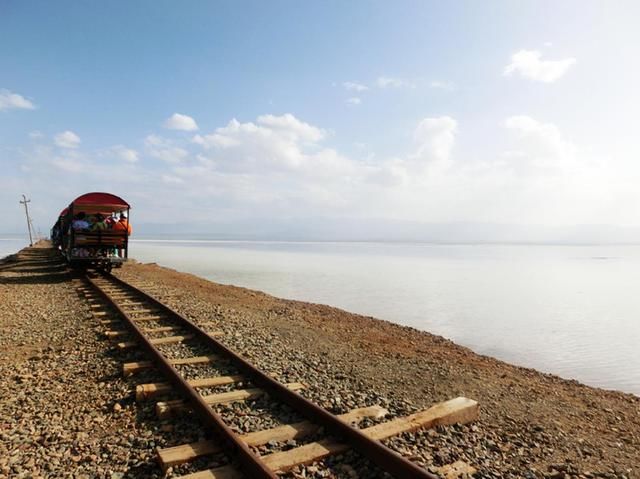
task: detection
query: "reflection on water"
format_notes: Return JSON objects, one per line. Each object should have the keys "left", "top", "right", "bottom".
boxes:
{"left": 129, "top": 240, "right": 640, "bottom": 395}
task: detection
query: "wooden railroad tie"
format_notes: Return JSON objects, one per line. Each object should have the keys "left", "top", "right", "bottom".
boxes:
{"left": 175, "top": 397, "right": 478, "bottom": 479}
{"left": 104, "top": 330, "right": 127, "bottom": 338}
{"left": 157, "top": 405, "right": 389, "bottom": 470}
{"left": 136, "top": 374, "right": 244, "bottom": 401}
{"left": 123, "top": 308, "right": 164, "bottom": 314}
{"left": 116, "top": 334, "right": 196, "bottom": 350}
{"left": 100, "top": 319, "right": 120, "bottom": 326}
{"left": 105, "top": 323, "right": 221, "bottom": 338}
{"left": 123, "top": 355, "right": 220, "bottom": 376}
{"left": 114, "top": 330, "right": 224, "bottom": 348}
{"left": 156, "top": 382, "right": 306, "bottom": 419}
{"left": 129, "top": 315, "right": 164, "bottom": 322}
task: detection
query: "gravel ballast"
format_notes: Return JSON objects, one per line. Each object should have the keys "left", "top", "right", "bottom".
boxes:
{"left": 1, "top": 243, "right": 639, "bottom": 478}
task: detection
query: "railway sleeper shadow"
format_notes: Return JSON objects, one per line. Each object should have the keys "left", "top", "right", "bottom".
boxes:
{"left": 0, "top": 269, "right": 70, "bottom": 285}
{"left": 102, "top": 332, "right": 216, "bottom": 472}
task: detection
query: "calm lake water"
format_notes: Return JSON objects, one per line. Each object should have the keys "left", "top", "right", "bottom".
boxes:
{"left": 0, "top": 238, "right": 28, "bottom": 260}
{"left": 128, "top": 240, "right": 640, "bottom": 396}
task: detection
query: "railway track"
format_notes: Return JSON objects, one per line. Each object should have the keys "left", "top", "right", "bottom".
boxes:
{"left": 74, "top": 271, "right": 479, "bottom": 478}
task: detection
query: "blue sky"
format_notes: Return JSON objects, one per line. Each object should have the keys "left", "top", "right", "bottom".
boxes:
{"left": 2, "top": 1, "right": 640, "bottom": 239}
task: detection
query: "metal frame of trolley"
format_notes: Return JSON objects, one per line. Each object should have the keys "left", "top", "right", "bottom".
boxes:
{"left": 58, "top": 192, "right": 131, "bottom": 272}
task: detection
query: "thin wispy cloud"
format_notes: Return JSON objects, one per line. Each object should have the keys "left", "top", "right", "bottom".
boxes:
{"left": 0, "top": 89, "right": 36, "bottom": 111}
{"left": 342, "top": 81, "right": 368, "bottom": 92}
{"left": 110, "top": 145, "right": 139, "bottom": 163}
{"left": 54, "top": 130, "right": 81, "bottom": 149}
{"left": 346, "top": 97, "right": 362, "bottom": 105}
{"left": 429, "top": 80, "right": 454, "bottom": 91}
{"left": 504, "top": 50, "right": 576, "bottom": 83}
{"left": 51, "top": 156, "right": 84, "bottom": 173}
{"left": 145, "top": 134, "right": 189, "bottom": 164}
{"left": 375, "top": 76, "right": 415, "bottom": 89}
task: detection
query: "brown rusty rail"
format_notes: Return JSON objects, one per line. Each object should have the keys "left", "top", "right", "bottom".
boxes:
{"left": 85, "top": 274, "right": 276, "bottom": 478}
{"left": 86, "top": 272, "right": 439, "bottom": 479}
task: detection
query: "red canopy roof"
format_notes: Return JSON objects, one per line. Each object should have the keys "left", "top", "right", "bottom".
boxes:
{"left": 70, "top": 192, "right": 130, "bottom": 213}
{"left": 59, "top": 207, "right": 68, "bottom": 217}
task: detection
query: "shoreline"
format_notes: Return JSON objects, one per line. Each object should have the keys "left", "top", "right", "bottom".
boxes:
{"left": 124, "top": 258, "right": 640, "bottom": 398}
{"left": 1, "top": 245, "right": 638, "bottom": 477}
{"left": 129, "top": 245, "right": 639, "bottom": 399}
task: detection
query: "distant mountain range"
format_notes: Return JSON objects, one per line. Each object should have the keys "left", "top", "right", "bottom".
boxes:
{"left": 126, "top": 218, "right": 640, "bottom": 245}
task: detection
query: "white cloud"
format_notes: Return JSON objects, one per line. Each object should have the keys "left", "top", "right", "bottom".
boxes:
{"left": 256, "top": 113, "right": 325, "bottom": 142}
{"left": 164, "top": 113, "right": 199, "bottom": 131}
{"left": 29, "top": 131, "right": 44, "bottom": 139}
{"left": 504, "top": 115, "right": 576, "bottom": 169}
{"left": 364, "top": 116, "right": 458, "bottom": 187}
{"left": 186, "top": 114, "right": 461, "bottom": 208}
{"left": 50, "top": 150, "right": 86, "bottom": 173}
{"left": 343, "top": 81, "right": 368, "bottom": 92}
{"left": 493, "top": 115, "right": 622, "bottom": 225}
{"left": 346, "top": 97, "right": 362, "bottom": 105}
{"left": 504, "top": 50, "right": 576, "bottom": 83}
{"left": 144, "top": 134, "right": 168, "bottom": 147}
{"left": 429, "top": 80, "right": 454, "bottom": 91}
{"left": 411, "top": 116, "right": 458, "bottom": 170}
{"left": 111, "top": 145, "right": 139, "bottom": 163}
{"left": 51, "top": 157, "right": 83, "bottom": 172}
{"left": 504, "top": 115, "right": 575, "bottom": 158}
{"left": 191, "top": 114, "right": 343, "bottom": 176}
{"left": 145, "top": 134, "right": 188, "bottom": 164}
{"left": 54, "top": 130, "right": 81, "bottom": 149}
{"left": 193, "top": 132, "right": 239, "bottom": 149}
{"left": 193, "top": 113, "right": 325, "bottom": 150}
{"left": 162, "top": 174, "right": 184, "bottom": 184}
{"left": 10, "top": 110, "right": 636, "bottom": 233}
{"left": 0, "top": 89, "right": 36, "bottom": 110}
{"left": 376, "top": 76, "right": 415, "bottom": 89}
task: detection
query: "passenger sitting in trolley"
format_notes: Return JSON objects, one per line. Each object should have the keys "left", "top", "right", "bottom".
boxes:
{"left": 113, "top": 213, "right": 131, "bottom": 257}
{"left": 91, "top": 213, "right": 108, "bottom": 231}
{"left": 113, "top": 213, "right": 132, "bottom": 235}
{"left": 72, "top": 212, "right": 90, "bottom": 231}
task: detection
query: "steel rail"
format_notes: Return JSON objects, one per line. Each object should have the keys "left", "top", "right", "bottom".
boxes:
{"left": 85, "top": 274, "right": 278, "bottom": 479}
{"left": 91, "top": 272, "right": 439, "bottom": 479}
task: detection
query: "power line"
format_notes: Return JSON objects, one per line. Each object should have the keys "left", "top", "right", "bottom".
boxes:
{"left": 19, "top": 194, "right": 34, "bottom": 246}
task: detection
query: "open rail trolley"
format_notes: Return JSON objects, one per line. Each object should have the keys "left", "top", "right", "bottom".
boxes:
{"left": 53, "top": 192, "right": 131, "bottom": 272}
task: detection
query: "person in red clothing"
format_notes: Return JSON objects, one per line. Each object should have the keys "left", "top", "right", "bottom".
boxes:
{"left": 113, "top": 213, "right": 132, "bottom": 257}
{"left": 113, "top": 213, "right": 132, "bottom": 235}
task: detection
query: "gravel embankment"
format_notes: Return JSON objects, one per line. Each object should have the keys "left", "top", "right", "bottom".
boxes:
{"left": 114, "top": 261, "right": 640, "bottom": 478}
{"left": 1, "top": 245, "right": 639, "bottom": 478}
{"left": 0, "top": 245, "right": 170, "bottom": 479}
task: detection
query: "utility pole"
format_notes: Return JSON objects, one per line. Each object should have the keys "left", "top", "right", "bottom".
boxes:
{"left": 19, "top": 194, "right": 34, "bottom": 246}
